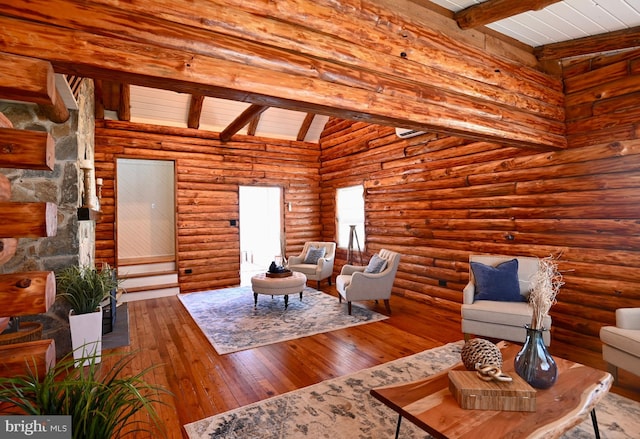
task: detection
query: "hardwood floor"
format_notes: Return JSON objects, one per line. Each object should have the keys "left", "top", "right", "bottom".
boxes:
{"left": 104, "top": 286, "right": 640, "bottom": 438}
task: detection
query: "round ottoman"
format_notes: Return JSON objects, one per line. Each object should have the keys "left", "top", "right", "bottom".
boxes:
{"left": 250, "top": 272, "right": 307, "bottom": 309}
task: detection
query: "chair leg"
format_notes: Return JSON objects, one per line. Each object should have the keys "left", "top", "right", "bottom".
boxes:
{"left": 338, "top": 295, "right": 342, "bottom": 303}
{"left": 317, "top": 280, "right": 321, "bottom": 290}
{"left": 607, "top": 363, "right": 619, "bottom": 384}
{"left": 348, "top": 302, "right": 352, "bottom": 315}
{"left": 464, "top": 333, "right": 471, "bottom": 342}
{"left": 384, "top": 299, "right": 391, "bottom": 314}
{"left": 328, "top": 276, "right": 332, "bottom": 286}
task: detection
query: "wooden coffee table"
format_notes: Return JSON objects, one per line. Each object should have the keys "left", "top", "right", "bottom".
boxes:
{"left": 370, "top": 341, "right": 612, "bottom": 439}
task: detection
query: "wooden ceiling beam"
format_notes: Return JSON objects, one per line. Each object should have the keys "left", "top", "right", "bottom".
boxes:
{"left": 297, "top": 113, "right": 315, "bottom": 142}
{"left": 187, "top": 94, "right": 204, "bottom": 129}
{"left": 455, "top": 0, "right": 561, "bottom": 30}
{"left": 535, "top": 26, "right": 640, "bottom": 61}
{"left": 118, "top": 83, "right": 130, "bottom": 121}
{"left": 246, "top": 113, "right": 260, "bottom": 136}
{"left": 220, "top": 104, "right": 268, "bottom": 142}
{"left": 0, "top": 0, "right": 567, "bottom": 149}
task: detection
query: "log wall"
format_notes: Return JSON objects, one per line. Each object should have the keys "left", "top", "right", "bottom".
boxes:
{"left": 94, "top": 120, "right": 321, "bottom": 293}
{"left": 565, "top": 48, "right": 640, "bottom": 148}
{"left": 317, "top": 49, "right": 640, "bottom": 361}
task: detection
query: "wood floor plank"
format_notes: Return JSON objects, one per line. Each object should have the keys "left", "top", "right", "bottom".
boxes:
{"left": 98, "top": 287, "right": 640, "bottom": 439}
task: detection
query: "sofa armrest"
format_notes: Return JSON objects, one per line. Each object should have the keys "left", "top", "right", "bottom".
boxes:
{"left": 462, "top": 282, "right": 475, "bottom": 305}
{"left": 616, "top": 308, "right": 640, "bottom": 330}
{"left": 340, "top": 264, "right": 366, "bottom": 276}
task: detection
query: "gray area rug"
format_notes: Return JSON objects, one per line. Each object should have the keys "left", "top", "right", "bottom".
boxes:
{"left": 178, "top": 286, "right": 388, "bottom": 355}
{"left": 184, "top": 341, "right": 640, "bottom": 438}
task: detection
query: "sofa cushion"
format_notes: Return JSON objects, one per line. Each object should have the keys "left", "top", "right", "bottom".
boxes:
{"left": 600, "top": 326, "right": 640, "bottom": 357}
{"left": 364, "top": 254, "right": 387, "bottom": 273}
{"left": 462, "top": 301, "right": 552, "bottom": 328}
{"left": 471, "top": 259, "right": 524, "bottom": 302}
{"left": 287, "top": 263, "right": 317, "bottom": 275}
{"left": 303, "top": 246, "right": 326, "bottom": 264}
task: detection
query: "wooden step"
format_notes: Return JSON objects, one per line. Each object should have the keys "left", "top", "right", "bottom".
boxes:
{"left": 124, "top": 282, "right": 180, "bottom": 294}
{"left": 118, "top": 269, "right": 177, "bottom": 280}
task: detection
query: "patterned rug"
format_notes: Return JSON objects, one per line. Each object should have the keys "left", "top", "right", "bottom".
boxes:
{"left": 178, "top": 286, "right": 388, "bottom": 354}
{"left": 183, "top": 341, "right": 640, "bottom": 438}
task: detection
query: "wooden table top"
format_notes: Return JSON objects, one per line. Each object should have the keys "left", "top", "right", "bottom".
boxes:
{"left": 370, "top": 341, "right": 612, "bottom": 439}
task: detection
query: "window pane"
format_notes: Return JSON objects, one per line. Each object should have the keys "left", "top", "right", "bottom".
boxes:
{"left": 336, "top": 185, "right": 365, "bottom": 249}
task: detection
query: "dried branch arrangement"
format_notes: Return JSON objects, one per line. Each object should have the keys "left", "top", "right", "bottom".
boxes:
{"left": 528, "top": 256, "right": 564, "bottom": 330}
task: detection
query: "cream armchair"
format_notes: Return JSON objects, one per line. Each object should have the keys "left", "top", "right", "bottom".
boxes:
{"left": 336, "top": 249, "right": 400, "bottom": 315}
{"left": 287, "top": 241, "right": 336, "bottom": 289}
{"left": 461, "top": 254, "right": 552, "bottom": 346}
{"left": 600, "top": 308, "right": 640, "bottom": 383}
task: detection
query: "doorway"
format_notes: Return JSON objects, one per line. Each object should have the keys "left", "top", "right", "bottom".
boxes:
{"left": 239, "top": 186, "right": 283, "bottom": 285}
{"left": 116, "top": 158, "right": 178, "bottom": 300}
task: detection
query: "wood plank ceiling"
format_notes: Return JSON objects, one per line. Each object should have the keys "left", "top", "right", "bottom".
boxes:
{"left": 85, "top": 0, "right": 640, "bottom": 143}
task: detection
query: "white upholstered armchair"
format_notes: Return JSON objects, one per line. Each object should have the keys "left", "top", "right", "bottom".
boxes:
{"left": 287, "top": 241, "right": 336, "bottom": 289}
{"left": 461, "top": 254, "right": 552, "bottom": 346}
{"left": 336, "top": 249, "right": 400, "bottom": 315}
{"left": 600, "top": 308, "right": 640, "bottom": 383}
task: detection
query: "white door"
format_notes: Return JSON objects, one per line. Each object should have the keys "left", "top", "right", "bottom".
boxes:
{"left": 239, "top": 186, "right": 282, "bottom": 283}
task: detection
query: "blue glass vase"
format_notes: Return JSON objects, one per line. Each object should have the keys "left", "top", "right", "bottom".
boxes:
{"left": 514, "top": 325, "right": 558, "bottom": 389}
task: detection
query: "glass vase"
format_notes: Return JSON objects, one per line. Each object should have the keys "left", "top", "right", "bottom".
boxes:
{"left": 514, "top": 325, "right": 558, "bottom": 389}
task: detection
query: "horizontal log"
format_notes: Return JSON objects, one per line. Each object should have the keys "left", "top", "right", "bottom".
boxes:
{"left": 0, "top": 339, "right": 56, "bottom": 379}
{"left": 0, "top": 239, "right": 17, "bottom": 265}
{"left": 0, "top": 202, "right": 57, "bottom": 237}
{"left": 0, "top": 174, "right": 10, "bottom": 201}
{"left": 0, "top": 53, "right": 55, "bottom": 105}
{"left": 0, "top": 4, "right": 566, "bottom": 148}
{"left": 0, "top": 128, "right": 55, "bottom": 170}
{"left": 0, "top": 271, "right": 56, "bottom": 315}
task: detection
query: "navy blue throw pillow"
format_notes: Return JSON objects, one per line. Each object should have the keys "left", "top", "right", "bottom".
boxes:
{"left": 471, "top": 259, "right": 524, "bottom": 302}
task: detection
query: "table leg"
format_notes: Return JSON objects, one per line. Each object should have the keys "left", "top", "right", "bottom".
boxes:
{"left": 299, "top": 291, "right": 303, "bottom": 301}
{"left": 284, "top": 294, "right": 289, "bottom": 309}
{"left": 253, "top": 292, "right": 258, "bottom": 307}
{"left": 591, "top": 409, "right": 600, "bottom": 439}
{"left": 395, "top": 415, "right": 402, "bottom": 439}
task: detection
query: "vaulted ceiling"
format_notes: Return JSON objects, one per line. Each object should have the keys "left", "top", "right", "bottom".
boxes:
{"left": 81, "top": 0, "right": 640, "bottom": 143}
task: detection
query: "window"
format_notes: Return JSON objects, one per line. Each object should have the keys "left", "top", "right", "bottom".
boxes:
{"left": 336, "top": 185, "right": 365, "bottom": 250}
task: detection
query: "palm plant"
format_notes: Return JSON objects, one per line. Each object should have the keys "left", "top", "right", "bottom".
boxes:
{"left": 56, "top": 263, "right": 119, "bottom": 314}
{"left": 0, "top": 350, "right": 169, "bottom": 438}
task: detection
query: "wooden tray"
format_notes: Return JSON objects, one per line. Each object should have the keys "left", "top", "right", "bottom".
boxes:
{"left": 266, "top": 270, "right": 292, "bottom": 278}
{"left": 448, "top": 370, "right": 536, "bottom": 412}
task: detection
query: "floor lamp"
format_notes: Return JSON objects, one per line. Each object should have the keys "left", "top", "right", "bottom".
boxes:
{"left": 347, "top": 225, "right": 363, "bottom": 265}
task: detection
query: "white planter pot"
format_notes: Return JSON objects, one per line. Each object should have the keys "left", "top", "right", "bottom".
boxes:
{"left": 69, "top": 306, "right": 102, "bottom": 367}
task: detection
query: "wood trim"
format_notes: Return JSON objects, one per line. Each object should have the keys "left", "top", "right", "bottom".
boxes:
{"left": 117, "top": 255, "right": 176, "bottom": 266}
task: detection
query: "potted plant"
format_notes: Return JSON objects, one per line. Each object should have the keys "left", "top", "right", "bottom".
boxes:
{"left": 0, "top": 350, "right": 168, "bottom": 438}
{"left": 56, "top": 263, "right": 119, "bottom": 366}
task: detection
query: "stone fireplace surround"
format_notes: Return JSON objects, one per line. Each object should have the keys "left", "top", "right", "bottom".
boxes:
{"left": 0, "top": 79, "right": 98, "bottom": 358}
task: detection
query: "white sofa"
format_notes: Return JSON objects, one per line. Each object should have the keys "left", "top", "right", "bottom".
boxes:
{"left": 600, "top": 308, "right": 640, "bottom": 383}
{"left": 461, "top": 254, "right": 551, "bottom": 346}
{"left": 336, "top": 249, "right": 400, "bottom": 315}
{"left": 287, "top": 242, "right": 336, "bottom": 289}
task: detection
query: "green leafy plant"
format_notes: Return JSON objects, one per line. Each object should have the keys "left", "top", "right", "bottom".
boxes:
{"left": 0, "top": 349, "right": 169, "bottom": 438}
{"left": 56, "top": 263, "right": 120, "bottom": 315}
